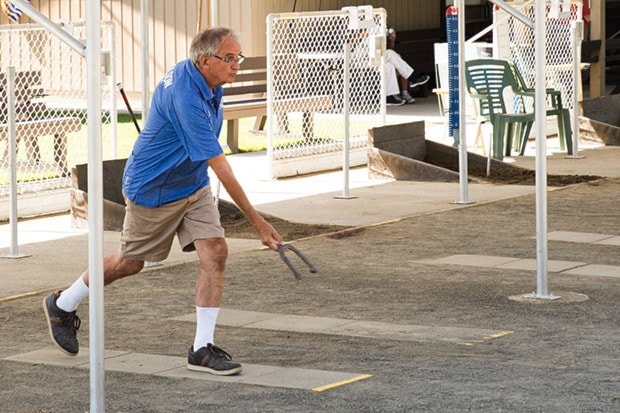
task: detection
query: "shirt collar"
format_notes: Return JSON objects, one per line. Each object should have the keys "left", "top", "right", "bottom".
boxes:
{"left": 184, "top": 58, "right": 223, "bottom": 102}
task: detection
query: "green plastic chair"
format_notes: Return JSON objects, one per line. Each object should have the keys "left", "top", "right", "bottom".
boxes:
{"left": 464, "top": 58, "right": 572, "bottom": 160}
{"left": 506, "top": 60, "right": 572, "bottom": 156}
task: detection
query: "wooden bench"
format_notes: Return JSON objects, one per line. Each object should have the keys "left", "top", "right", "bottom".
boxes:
{"left": 1, "top": 70, "right": 82, "bottom": 176}
{"left": 222, "top": 56, "right": 268, "bottom": 153}
{"left": 222, "top": 56, "right": 334, "bottom": 152}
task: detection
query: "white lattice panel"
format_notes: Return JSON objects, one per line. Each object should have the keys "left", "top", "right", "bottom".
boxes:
{"left": 0, "top": 22, "right": 115, "bottom": 197}
{"left": 266, "top": 7, "right": 386, "bottom": 178}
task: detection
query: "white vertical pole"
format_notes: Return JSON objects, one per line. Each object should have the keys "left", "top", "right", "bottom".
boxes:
{"left": 529, "top": 0, "right": 558, "bottom": 300}
{"left": 141, "top": 0, "right": 150, "bottom": 121}
{"left": 380, "top": 14, "right": 386, "bottom": 126}
{"left": 266, "top": 14, "right": 274, "bottom": 180}
{"left": 109, "top": 24, "right": 118, "bottom": 158}
{"left": 335, "top": 41, "right": 356, "bottom": 199}
{"left": 0, "top": 67, "right": 29, "bottom": 260}
{"left": 210, "top": 0, "right": 218, "bottom": 27}
{"left": 534, "top": 0, "right": 548, "bottom": 296}
{"left": 6, "top": 67, "right": 18, "bottom": 256}
{"left": 569, "top": 14, "right": 584, "bottom": 158}
{"left": 339, "top": 43, "right": 352, "bottom": 199}
{"left": 7, "top": 67, "right": 18, "bottom": 256}
{"left": 456, "top": 0, "right": 471, "bottom": 204}
{"left": 86, "top": 1, "right": 106, "bottom": 411}
{"left": 380, "top": 52, "right": 386, "bottom": 125}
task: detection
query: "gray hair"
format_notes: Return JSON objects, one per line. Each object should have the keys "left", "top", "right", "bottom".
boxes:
{"left": 190, "top": 27, "right": 240, "bottom": 65}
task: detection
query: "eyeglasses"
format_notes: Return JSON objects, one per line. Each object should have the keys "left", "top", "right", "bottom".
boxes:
{"left": 209, "top": 53, "right": 245, "bottom": 65}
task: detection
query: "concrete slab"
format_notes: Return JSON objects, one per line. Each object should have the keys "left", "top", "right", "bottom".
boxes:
{"left": 249, "top": 180, "right": 536, "bottom": 227}
{"left": 161, "top": 363, "right": 283, "bottom": 384}
{"left": 243, "top": 314, "right": 353, "bottom": 334}
{"left": 3, "top": 347, "right": 128, "bottom": 367}
{"left": 323, "top": 320, "right": 512, "bottom": 345}
{"left": 510, "top": 146, "right": 620, "bottom": 178}
{"left": 0, "top": 214, "right": 88, "bottom": 249}
{"left": 422, "top": 254, "right": 592, "bottom": 273}
{"left": 548, "top": 231, "right": 617, "bottom": 244}
{"left": 563, "top": 264, "right": 620, "bottom": 278}
{"left": 175, "top": 310, "right": 356, "bottom": 335}
{"left": 239, "top": 367, "right": 369, "bottom": 391}
{"left": 169, "top": 363, "right": 370, "bottom": 392}
{"left": 422, "top": 254, "right": 620, "bottom": 278}
{"left": 104, "top": 352, "right": 184, "bottom": 375}
{"left": 594, "top": 236, "right": 620, "bottom": 246}
{"left": 497, "top": 258, "right": 587, "bottom": 272}
{"left": 209, "top": 308, "right": 281, "bottom": 327}
{"left": 2, "top": 348, "right": 371, "bottom": 391}
{"left": 173, "top": 309, "right": 512, "bottom": 346}
{"left": 423, "top": 254, "right": 520, "bottom": 267}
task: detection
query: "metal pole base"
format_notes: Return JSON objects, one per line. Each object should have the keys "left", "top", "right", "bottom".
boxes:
{"left": 333, "top": 195, "right": 358, "bottom": 200}
{"left": 451, "top": 200, "right": 475, "bottom": 205}
{"left": 565, "top": 154, "right": 586, "bottom": 159}
{"left": 510, "top": 291, "right": 589, "bottom": 303}
{"left": 1, "top": 253, "right": 32, "bottom": 259}
{"left": 522, "top": 292, "right": 561, "bottom": 300}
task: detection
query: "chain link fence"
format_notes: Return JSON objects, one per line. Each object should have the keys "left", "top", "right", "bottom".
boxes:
{"left": 494, "top": 1, "right": 581, "bottom": 115}
{"left": 0, "top": 21, "right": 116, "bottom": 199}
{"left": 266, "top": 7, "right": 386, "bottom": 178}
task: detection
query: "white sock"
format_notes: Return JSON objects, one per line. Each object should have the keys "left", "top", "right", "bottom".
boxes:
{"left": 193, "top": 307, "right": 220, "bottom": 350}
{"left": 56, "top": 275, "right": 89, "bottom": 312}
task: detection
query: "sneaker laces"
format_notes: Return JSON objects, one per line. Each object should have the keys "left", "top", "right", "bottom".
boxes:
{"left": 209, "top": 345, "right": 233, "bottom": 360}
{"left": 63, "top": 313, "right": 81, "bottom": 337}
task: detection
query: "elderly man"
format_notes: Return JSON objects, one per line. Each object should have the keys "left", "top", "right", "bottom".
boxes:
{"left": 43, "top": 27, "right": 283, "bottom": 376}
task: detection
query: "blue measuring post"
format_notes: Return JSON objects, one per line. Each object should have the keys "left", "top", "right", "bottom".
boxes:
{"left": 446, "top": 6, "right": 459, "bottom": 145}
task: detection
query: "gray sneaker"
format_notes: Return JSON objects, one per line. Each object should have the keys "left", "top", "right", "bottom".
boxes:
{"left": 187, "top": 343, "right": 243, "bottom": 376}
{"left": 42, "top": 291, "right": 81, "bottom": 356}
{"left": 400, "top": 91, "right": 416, "bottom": 104}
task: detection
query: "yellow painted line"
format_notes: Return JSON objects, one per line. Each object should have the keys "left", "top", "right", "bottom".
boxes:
{"left": 459, "top": 330, "right": 514, "bottom": 347}
{"left": 485, "top": 330, "right": 514, "bottom": 340}
{"left": 0, "top": 291, "right": 38, "bottom": 303}
{"left": 0, "top": 285, "right": 69, "bottom": 304}
{"left": 365, "top": 218, "right": 403, "bottom": 227}
{"left": 312, "top": 374, "right": 373, "bottom": 393}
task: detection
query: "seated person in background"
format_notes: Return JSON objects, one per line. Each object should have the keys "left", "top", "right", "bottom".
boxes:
{"left": 385, "top": 26, "right": 430, "bottom": 106}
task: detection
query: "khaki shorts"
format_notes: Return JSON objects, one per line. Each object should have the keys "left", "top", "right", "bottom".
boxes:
{"left": 118, "top": 186, "right": 224, "bottom": 262}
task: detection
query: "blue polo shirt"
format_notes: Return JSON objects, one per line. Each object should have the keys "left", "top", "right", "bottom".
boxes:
{"left": 122, "top": 59, "right": 224, "bottom": 207}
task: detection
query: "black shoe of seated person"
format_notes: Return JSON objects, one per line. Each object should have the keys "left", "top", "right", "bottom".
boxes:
{"left": 386, "top": 95, "right": 405, "bottom": 106}
{"left": 409, "top": 74, "right": 430, "bottom": 89}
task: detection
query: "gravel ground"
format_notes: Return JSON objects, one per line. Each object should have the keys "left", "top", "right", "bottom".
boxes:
{"left": 1, "top": 178, "right": 619, "bottom": 413}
